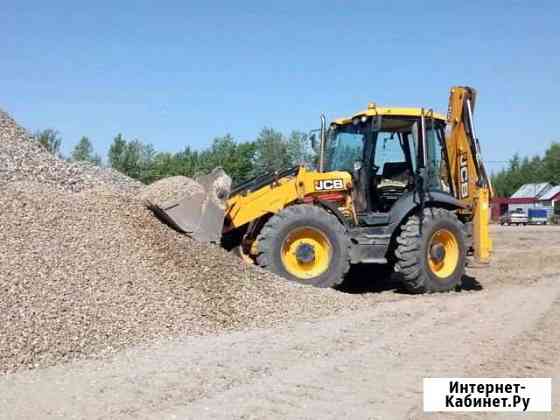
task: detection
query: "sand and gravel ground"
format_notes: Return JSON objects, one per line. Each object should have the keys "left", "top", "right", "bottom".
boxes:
{"left": 2, "top": 108, "right": 559, "bottom": 418}
{"left": 2, "top": 225, "right": 559, "bottom": 420}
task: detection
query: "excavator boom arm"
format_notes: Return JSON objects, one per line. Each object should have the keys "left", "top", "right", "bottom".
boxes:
{"left": 446, "top": 86, "right": 492, "bottom": 263}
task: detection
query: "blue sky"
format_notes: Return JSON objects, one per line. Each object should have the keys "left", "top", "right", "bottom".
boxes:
{"left": 2, "top": 1, "right": 559, "bottom": 173}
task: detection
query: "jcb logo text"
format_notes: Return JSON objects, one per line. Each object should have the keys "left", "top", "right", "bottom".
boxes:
{"left": 459, "top": 154, "right": 469, "bottom": 199}
{"left": 315, "top": 179, "right": 344, "bottom": 191}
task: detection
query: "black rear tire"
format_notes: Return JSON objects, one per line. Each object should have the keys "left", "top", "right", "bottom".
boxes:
{"left": 256, "top": 204, "right": 350, "bottom": 288}
{"left": 394, "top": 208, "right": 466, "bottom": 293}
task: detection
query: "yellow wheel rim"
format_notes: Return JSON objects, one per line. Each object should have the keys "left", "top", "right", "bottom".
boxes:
{"left": 427, "top": 228, "right": 459, "bottom": 279}
{"left": 281, "top": 227, "right": 332, "bottom": 280}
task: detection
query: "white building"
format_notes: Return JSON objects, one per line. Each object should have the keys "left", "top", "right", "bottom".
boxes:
{"left": 508, "top": 183, "right": 557, "bottom": 215}
{"left": 537, "top": 185, "right": 560, "bottom": 214}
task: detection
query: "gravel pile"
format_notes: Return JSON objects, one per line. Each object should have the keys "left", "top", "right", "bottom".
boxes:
{"left": 138, "top": 176, "right": 205, "bottom": 205}
{"left": 0, "top": 109, "right": 142, "bottom": 193}
{"left": 0, "top": 108, "right": 358, "bottom": 374}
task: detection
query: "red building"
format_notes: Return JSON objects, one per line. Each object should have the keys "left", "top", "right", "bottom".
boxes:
{"left": 491, "top": 197, "right": 509, "bottom": 221}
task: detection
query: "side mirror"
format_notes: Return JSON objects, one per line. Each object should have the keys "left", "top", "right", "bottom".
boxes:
{"left": 310, "top": 133, "right": 317, "bottom": 150}
{"left": 308, "top": 129, "right": 320, "bottom": 152}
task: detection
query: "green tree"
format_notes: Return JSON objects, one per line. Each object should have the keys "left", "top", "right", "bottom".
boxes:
{"left": 234, "top": 141, "right": 258, "bottom": 182}
{"left": 147, "top": 151, "right": 184, "bottom": 181}
{"left": 105, "top": 127, "right": 314, "bottom": 186}
{"left": 108, "top": 133, "right": 127, "bottom": 171}
{"left": 253, "top": 128, "right": 291, "bottom": 175}
{"left": 175, "top": 146, "right": 202, "bottom": 177}
{"left": 108, "top": 134, "right": 155, "bottom": 183}
{"left": 492, "top": 154, "right": 524, "bottom": 197}
{"left": 200, "top": 135, "right": 256, "bottom": 183}
{"left": 124, "top": 139, "right": 155, "bottom": 182}
{"left": 287, "top": 130, "right": 315, "bottom": 168}
{"left": 543, "top": 142, "right": 560, "bottom": 184}
{"left": 491, "top": 142, "right": 560, "bottom": 196}
{"left": 71, "top": 136, "right": 101, "bottom": 165}
{"left": 34, "top": 129, "right": 62, "bottom": 156}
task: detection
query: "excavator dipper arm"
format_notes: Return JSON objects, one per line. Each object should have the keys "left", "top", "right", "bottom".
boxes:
{"left": 446, "top": 86, "right": 492, "bottom": 263}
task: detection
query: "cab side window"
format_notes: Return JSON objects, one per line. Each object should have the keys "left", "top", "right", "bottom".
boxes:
{"left": 425, "top": 122, "right": 451, "bottom": 192}
{"left": 374, "top": 132, "right": 409, "bottom": 186}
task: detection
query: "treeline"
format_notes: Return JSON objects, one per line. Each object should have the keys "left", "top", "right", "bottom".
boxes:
{"left": 491, "top": 142, "right": 560, "bottom": 197}
{"left": 34, "top": 127, "right": 560, "bottom": 195}
{"left": 34, "top": 128, "right": 315, "bottom": 185}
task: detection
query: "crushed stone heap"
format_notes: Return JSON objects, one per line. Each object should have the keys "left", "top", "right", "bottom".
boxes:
{"left": 0, "top": 108, "right": 357, "bottom": 374}
{"left": 0, "top": 109, "right": 141, "bottom": 193}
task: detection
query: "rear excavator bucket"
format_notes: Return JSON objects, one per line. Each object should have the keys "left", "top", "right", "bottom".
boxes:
{"left": 142, "top": 168, "right": 232, "bottom": 243}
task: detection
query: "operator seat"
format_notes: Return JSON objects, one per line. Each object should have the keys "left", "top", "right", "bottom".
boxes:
{"left": 368, "top": 161, "right": 411, "bottom": 212}
{"left": 378, "top": 162, "right": 410, "bottom": 187}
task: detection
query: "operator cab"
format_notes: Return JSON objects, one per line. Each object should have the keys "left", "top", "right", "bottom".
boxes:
{"left": 324, "top": 107, "right": 451, "bottom": 224}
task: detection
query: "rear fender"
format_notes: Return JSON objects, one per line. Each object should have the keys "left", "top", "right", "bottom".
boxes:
{"left": 387, "top": 191, "right": 466, "bottom": 232}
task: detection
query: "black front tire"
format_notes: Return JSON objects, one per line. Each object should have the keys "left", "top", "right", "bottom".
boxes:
{"left": 394, "top": 208, "right": 466, "bottom": 293}
{"left": 256, "top": 204, "right": 350, "bottom": 288}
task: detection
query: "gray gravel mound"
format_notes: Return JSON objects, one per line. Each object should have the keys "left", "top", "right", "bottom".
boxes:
{"left": 0, "top": 182, "right": 352, "bottom": 373}
{"left": 0, "top": 109, "right": 141, "bottom": 193}
{"left": 138, "top": 176, "right": 205, "bottom": 205}
{"left": 0, "top": 108, "right": 357, "bottom": 374}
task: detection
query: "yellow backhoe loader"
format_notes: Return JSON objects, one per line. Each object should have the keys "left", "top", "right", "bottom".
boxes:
{"left": 148, "top": 86, "right": 492, "bottom": 293}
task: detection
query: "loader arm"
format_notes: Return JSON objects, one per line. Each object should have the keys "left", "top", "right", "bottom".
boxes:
{"left": 224, "top": 167, "right": 352, "bottom": 230}
{"left": 446, "top": 86, "right": 492, "bottom": 263}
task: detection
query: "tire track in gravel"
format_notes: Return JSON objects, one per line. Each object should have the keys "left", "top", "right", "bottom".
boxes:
{"left": 410, "top": 278, "right": 560, "bottom": 420}
{"left": 2, "top": 273, "right": 559, "bottom": 420}
{"left": 166, "top": 275, "right": 560, "bottom": 420}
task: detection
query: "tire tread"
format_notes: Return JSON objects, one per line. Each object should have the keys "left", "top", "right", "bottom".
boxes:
{"left": 256, "top": 204, "right": 350, "bottom": 288}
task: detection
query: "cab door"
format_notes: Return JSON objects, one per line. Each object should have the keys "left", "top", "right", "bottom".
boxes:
{"left": 367, "top": 123, "right": 416, "bottom": 213}
{"left": 424, "top": 119, "right": 452, "bottom": 194}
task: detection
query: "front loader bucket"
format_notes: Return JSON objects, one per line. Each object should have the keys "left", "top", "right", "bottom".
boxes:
{"left": 143, "top": 168, "right": 232, "bottom": 243}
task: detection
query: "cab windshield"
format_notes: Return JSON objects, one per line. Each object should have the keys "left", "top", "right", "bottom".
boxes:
{"left": 324, "top": 116, "right": 418, "bottom": 174}
{"left": 323, "top": 115, "right": 449, "bottom": 192}
{"left": 323, "top": 128, "right": 365, "bottom": 173}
